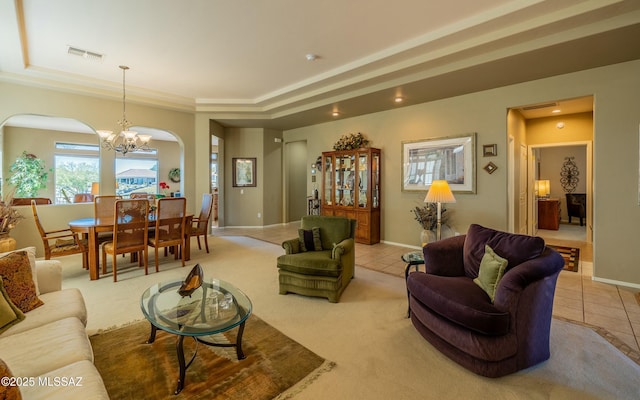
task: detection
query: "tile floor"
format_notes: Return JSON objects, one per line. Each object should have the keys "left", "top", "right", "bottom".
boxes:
{"left": 213, "top": 222, "right": 640, "bottom": 363}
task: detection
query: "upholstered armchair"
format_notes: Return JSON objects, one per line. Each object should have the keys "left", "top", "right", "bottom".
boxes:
{"left": 277, "top": 216, "right": 356, "bottom": 303}
{"left": 407, "top": 224, "right": 565, "bottom": 378}
{"left": 566, "top": 193, "right": 586, "bottom": 226}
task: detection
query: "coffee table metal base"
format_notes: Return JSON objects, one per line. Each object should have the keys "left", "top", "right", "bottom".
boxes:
{"left": 146, "top": 322, "right": 247, "bottom": 395}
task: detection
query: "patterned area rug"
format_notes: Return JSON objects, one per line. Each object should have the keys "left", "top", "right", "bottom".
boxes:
{"left": 549, "top": 245, "right": 580, "bottom": 272}
{"left": 90, "top": 315, "right": 333, "bottom": 399}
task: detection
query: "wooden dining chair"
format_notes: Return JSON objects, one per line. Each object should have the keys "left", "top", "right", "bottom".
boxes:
{"left": 13, "top": 197, "right": 52, "bottom": 206}
{"left": 31, "top": 200, "right": 88, "bottom": 269}
{"left": 101, "top": 199, "right": 149, "bottom": 282}
{"left": 130, "top": 192, "right": 156, "bottom": 203}
{"left": 189, "top": 193, "right": 214, "bottom": 253}
{"left": 94, "top": 195, "right": 122, "bottom": 220}
{"left": 148, "top": 197, "right": 186, "bottom": 272}
{"left": 73, "top": 193, "right": 94, "bottom": 203}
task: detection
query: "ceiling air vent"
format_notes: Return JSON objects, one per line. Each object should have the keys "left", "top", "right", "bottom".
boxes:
{"left": 67, "top": 46, "right": 104, "bottom": 62}
{"left": 520, "top": 102, "right": 557, "bottom": 111}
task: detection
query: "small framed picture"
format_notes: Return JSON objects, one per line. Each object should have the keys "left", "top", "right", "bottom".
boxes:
{"left": 483, "top": 144, "right": 497, "bottom": 157}
{"left": 232, "top": 157, "right": 257, "bottom": 187}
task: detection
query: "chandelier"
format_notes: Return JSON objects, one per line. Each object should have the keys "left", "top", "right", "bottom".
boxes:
{"left": 96, "top": 65, "right": 151, "bottom": 155}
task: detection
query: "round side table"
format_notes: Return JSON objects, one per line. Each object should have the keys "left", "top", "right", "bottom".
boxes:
{"left": 402, "top": 250, "right": 424, "bottom": 318}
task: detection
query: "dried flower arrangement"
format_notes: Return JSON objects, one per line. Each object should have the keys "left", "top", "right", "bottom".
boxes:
{"left": 0, "top": 193, "right": 24, "bottom": 234}
{"left": 333, "top": 132, "right": 370, "bottom": 151}
{"left": 411, "top": 203, "right": 449, "bottom": 231}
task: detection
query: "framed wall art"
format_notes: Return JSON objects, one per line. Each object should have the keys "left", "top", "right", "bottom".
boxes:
{"left": 401, "top": 133, "right": 476, "bottom": 193}
{"left": 483, "top": 144, "right": 497, "bottom": 157}
{"left": 232, "top": 157, "right": 256, "bottom": 187}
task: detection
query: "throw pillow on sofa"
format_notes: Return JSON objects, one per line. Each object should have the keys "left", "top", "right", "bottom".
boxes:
{"left": 0, "top": 247, "right": 38, "bottom": 295}
{"left": 0, "top": 280, "right": 25, "bottom": 334}
{"left": 0, "top": 251, "right": 44, "bottom": 313}
{"left": 473, "top": 244, "right": 508, "bottom": 303}
{"left": 0, "top": 358, "right": 22, "bottom": 399}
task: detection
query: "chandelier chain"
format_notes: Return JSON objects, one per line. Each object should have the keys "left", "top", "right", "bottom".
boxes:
{"left": 96, "top": 65, "right": 151, "bottom": 155}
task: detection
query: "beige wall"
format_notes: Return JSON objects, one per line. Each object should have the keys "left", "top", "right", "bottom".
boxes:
{"left": 2, "top": 126, "right": 180, "bottom": 201}
{"left": 0, "top": 81, "right": 197, "bottom": 211}
{"left": 2, "top": 59, "right": 640, "bottom": 287}
{"left": 224, "top": 127, "right": 264, "bottom": 226}
{"left": 262, "top": 129, "right": 284, "bottom": 225}
{"left": 527, "top": 112, "right": 594, "bottom": 145}
{"left": 506, "top": 109, "right": 527, "bottom": 234}
{"left": 284, "top": 60, "right": 640, "bottom": 287}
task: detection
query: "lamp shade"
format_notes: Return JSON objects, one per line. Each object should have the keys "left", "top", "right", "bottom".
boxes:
{"left": 535, "top": 180, "right": 550, "bottom": 197}
{"left": 90, "top": 182, "right": 100, "bottom": 195}
{"left": 424, "top": 180, "right": 456, "bottom": 204}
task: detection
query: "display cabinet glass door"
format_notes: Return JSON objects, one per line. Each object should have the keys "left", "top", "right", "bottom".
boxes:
{"left": 358, "top": 152, "right": 368, "bottom": 208}
{"left": 324, "top": 156, "right": 333, "bottom": 206}
{"left": 335, "top": 154, "right": 356, "bottom": 207}
{"left": 372, "top": 152, "right": 380, "bottom": 208}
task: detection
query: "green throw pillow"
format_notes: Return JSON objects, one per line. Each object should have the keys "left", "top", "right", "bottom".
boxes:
{"left": 298, "top": 227, "right": 323, "bottom": 252}
{"left": 473, "top": 244, "right": 508, "bottom": 303}
{"left": 0, "top": 279, "right": 25, "bottom": 334}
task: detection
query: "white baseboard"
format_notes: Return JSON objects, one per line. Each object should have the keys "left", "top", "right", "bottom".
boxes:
{"left": 592, "top": 276, "right": 640, "bottom": 290}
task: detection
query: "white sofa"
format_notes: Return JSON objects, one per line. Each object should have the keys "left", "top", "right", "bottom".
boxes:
{"left": 0, "top": 250, "right": 109, "bottom": 399}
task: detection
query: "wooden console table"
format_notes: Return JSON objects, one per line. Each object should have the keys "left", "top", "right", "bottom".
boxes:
{"left": 538, "top": 198, "right": 560, "bottom": 230}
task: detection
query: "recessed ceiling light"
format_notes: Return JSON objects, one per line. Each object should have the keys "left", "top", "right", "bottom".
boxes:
{"left": 332, "top": 111, "right": 340, "bottom": 117}
{"left": 552, "top": 109, "right": 561, "bottom": 113}
{"left": 306, "top": 54, "right": 319, "bottom": 61}
{"left": 394, "top": 96, "right": 404, "bottom": 103}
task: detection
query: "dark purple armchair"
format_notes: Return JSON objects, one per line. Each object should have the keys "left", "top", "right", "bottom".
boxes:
{"left": 407, "top": 224, "right": 565, "bottom": 378}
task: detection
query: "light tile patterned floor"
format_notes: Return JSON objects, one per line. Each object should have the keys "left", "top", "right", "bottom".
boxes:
{"left": 213, "top": 222, "right": 640, "bottom": 360}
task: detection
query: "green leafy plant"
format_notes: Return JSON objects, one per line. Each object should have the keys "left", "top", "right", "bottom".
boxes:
{"left": 8, "top": 151, "right": 50, "bottom": 198}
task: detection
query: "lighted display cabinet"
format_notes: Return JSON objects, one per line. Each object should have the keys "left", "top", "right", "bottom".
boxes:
{"left": 321, "top": 147, "right": 381, "bottom": 244}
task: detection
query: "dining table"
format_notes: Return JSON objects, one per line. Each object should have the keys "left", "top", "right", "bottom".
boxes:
{"left": 69, "top": 215, "right": 193, "bottom": 280}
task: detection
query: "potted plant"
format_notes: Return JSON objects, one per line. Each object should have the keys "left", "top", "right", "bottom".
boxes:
{"left": 7, "top": 151, "right": 50, "bottom": 198}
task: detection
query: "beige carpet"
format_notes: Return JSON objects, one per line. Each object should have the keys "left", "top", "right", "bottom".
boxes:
{"left": 59, "top": 235, "right": 640, "bottom": 399}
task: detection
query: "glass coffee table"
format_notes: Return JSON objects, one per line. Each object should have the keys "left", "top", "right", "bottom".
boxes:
{"left": 141, "top": 278, "right": 252, "bottom": 394}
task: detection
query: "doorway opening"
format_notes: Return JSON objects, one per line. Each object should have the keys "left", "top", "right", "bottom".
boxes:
{"left": 507, "top": 96, "right": 593, "bottom": 244}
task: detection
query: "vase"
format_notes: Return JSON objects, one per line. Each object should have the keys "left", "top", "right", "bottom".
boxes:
{"left": 440, "top": 224, "right": 454, "bottom": 239}
{"left": 420, "top": 229, "right": 436, "bottom": 247}
{"left": 0, "top": 233, "right": 16, "bottom": 253}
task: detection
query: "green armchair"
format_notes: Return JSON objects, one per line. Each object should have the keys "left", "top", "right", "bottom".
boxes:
{"left": 277, "top": 216, "right": 356, "bottom": 303}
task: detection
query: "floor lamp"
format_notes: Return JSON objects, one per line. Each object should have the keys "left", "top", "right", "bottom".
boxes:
{"left": 424, "top": 180, "right": 456, "bottom": 240}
